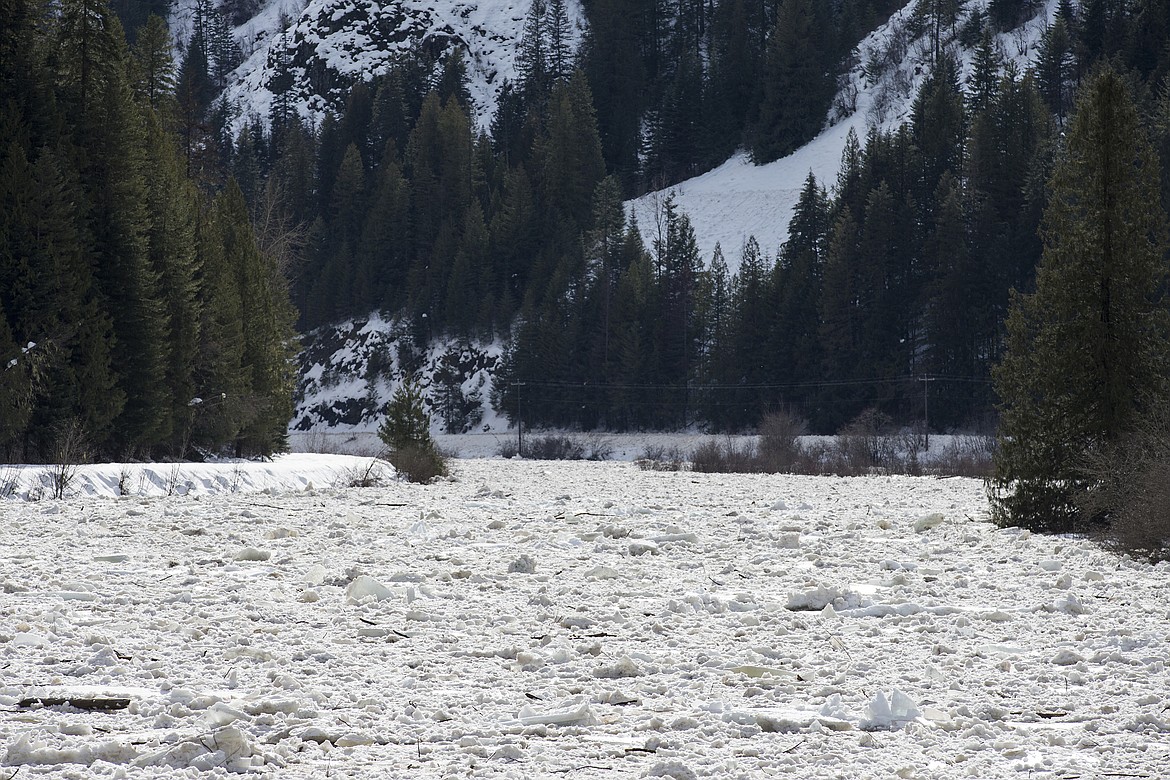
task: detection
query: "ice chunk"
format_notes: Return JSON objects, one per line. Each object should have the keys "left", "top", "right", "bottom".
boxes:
{"left": 786, "top": 584, "right": 841, "bottom": 611}
{"left": 516, "top": 701, "right": 594, "bottom": 726}
{"left": 593, "top": 655, "right": 641, "bottom": 679}
{"left": 776, "top": 532, "right": 802, "bottom": 549}
{"left": 234, "top": 547, "right": 271, "bottom": 562}
{"left": 508, "top": 554, "right": 536, "bottom": 574}
{"left": 648, "top": 760, "right": 698, "bottom": 779}
{"left": 345, "top": 575, "right": 395, "bottom": 603}
{"left": 1051, "top": 648, "right": 1084, "bottom": 666}
{"left": 914, "top": 512, "right": 945, "bottom": 532}
{"left": 860, "top": 690, "right": 921, "bottom": 730}
{"left": 585, "top": 565, "right": 620, "bottom": 580}
{"left": 629, "top": 540, "right": 659, "bottom": 556}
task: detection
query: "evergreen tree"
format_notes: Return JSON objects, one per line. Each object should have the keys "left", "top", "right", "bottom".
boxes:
{"left": 0, "top": 298, "right": 33, "bottom": 456}
{"left": 536, "top": 72, "right": 606, "bottom": 237}
{"left": 991, "top": 65, "right": 1169, "bottom": 532}
{"left": 966, "top": 27, "right": 1001, "bottom": 117}
{"left": 705, "top": 0, "right": 763, "bottom": 163}
{"left": 580, "top": 0, "right": 646, "bottom": 185}
{"left": 219, "top": 181, "right": 298, "bottom": 456}
{"left": 1036, "top": 15, "right": 1077, "bottom": 122}
{"left": 58, "top": 4, "right": 171, "bottom": 454}
{"left": 751, "top": 0, "right": 834, "bottom": 163}
{"left": 545, "top": 0, "right": 572, "bottom": 84}
{"left": 143, "top": 110, "right": 202, "bottom": 455}
{"left": 911, "top": 55, "right": 965, "bottom": 217}
{"left": 774, "top": 172, "right": 828, "bottom": 387}
{"left": 130, "top": 14, "right": 177, "bottom": 115}
{"left": 517, "top": 0, "right": 549, "bottom": 102}
{"left": 192, "top": 198, "right": 249, "bottom": 450}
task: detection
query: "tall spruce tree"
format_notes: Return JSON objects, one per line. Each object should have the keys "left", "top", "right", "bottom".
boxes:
{"left": 990, "top": 65, "right": 1169, "bottom": 532}
{"left": 751, "top": 0, "right": 833, "bottom": 163}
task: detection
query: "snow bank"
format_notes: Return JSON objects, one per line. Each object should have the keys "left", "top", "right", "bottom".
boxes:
{"left": 0, "top": 453, "right": 391, "bottom": 501}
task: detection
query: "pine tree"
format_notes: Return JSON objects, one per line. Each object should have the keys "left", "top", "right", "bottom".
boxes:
{"left": 751, "top": 0, "right": 834, "bottom": 164}
{"left": 966, "top": 27, "right": 1001, "bottom": 119}
{"left": 705, "top": 0, "right": 763, "bottom": 163}
{"left": 536, "top": 71, "right": 606, "bottom": 237}
{"left": 545, "top": 0, "right": 572, "bottom": 84}
{"left": 58, "top": 4, "right": 171, "bottom": 454}
{"left": 192, "top": 198, "right": 249, "bottom": 450}
{"left": 130, "top": 14, "right": 176, "bottom": 115}
{"left": 910, "top": 55, "right": 965, "bottom": 216}
{"left": 774, "top": 171, "right": 828, "bottom": 386}
{"left": 517, "top": 0, "right": 549, "bottom": 102}
{"left": 990, "top": 65, "right": 1169, "bottom": 532}
{"left": 143, "top": 110, "right": 202, "bottom": 455}
{"left": 358, "top": 141, "right": 411, "bottom": 311}
{"left": 224, "top": 181, "right": 297, "bottom": 456}
{"left": 817, "top": 209, "right": 862, "bottom": 429}
{"left": 580, "top": 0, "right": 646, "bottom": 184}
{"left": 1036, "top": 16, "right": 1076, "bottom": 122}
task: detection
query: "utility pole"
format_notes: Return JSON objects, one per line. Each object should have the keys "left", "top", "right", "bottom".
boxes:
{"left": 921, "top": 375, "right": 933, "bottom": 451}
{"left": 514, "top": 381, "right": 525, "bottom": 457}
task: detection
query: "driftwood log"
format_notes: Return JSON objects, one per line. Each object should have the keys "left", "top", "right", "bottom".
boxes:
{"left": 17, "top": 697, "right": 131, "bottom": 711}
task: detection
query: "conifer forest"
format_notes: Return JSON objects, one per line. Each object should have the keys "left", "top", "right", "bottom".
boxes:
{"left": 5, "top": 0, "right": 1170, "bottom": 463}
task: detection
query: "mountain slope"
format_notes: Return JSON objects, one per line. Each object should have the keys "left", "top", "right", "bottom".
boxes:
{"left": 630, "top": 0, "right": 1059, "bottom": 268}
{"left": 186, "top": 0, "right": 585, "bottom": 130}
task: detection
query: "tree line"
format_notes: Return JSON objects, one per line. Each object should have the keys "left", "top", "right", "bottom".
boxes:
{"left": 153, "top": 0, "right": 1170, "bottom": 437}
{"left": 8, "top": 0, "right": 1170, "bottom": 462}
{"left": 0, "top": 0, "right": 297, "bottom": 462}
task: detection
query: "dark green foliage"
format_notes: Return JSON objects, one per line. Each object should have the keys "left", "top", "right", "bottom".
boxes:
{"left": 0, "top": 0, "right": 298, "bottom": 461}
{"left": 990, "top": 66, "right": 1169, "bottom": 532}
{"left": 378, "top": 379, "right": 447, "bottom": 482}
{"left": 751, "top": 0, "right": 834, "bottom": 164}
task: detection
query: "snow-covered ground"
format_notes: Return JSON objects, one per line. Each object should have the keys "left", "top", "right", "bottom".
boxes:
{"left": 3, "top": 458, "right": 1168, "bottom": 777}
{"left": 0, "top": 454, "right": 390, "bottom": 502}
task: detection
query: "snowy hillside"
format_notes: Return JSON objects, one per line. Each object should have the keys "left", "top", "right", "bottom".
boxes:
{"left": 630, "top": 0, "right": 1059, "bottom": 267}
{"left": 3, "top": 460, "right": 1168, "bottom": 776}
{"left": 173, "top": 0, "right": 585, "bottom": 131}
{"left": 292, "top": 312, "right": 506, "bottom": 438}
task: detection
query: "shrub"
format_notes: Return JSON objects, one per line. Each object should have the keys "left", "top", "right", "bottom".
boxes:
{"left": 757, "top": 409, "right": 809, "bottom": 471}
{"left": 928, "top": 436, "right": 995, "bottom": 478}
{"left": 690, "top": 438, "right": 759, "bottom": 473}
{"left": 499, "top": 434, "right": 614, "bottom": 461}
{"left": 1079, "top": 406, "right": 1170, "bottom": 562}
{"left": 389, "top": 445, "right": 446, "bottom": 484}
{"left": 833, "top": 408, "right": 896, "bottom": 475}
{"left": 636, "top": 444, "right": 686, "bottom": 471}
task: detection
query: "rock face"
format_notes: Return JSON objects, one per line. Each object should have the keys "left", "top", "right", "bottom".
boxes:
{"left": 220, "top": 0, "right": 584, "bottom": 130}
{"left": 293, "top": 313, "right": 502, "bottom": 434}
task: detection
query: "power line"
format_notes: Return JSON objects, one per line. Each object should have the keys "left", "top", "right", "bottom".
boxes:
{"left": 511, "top": 374, "right": 994, "bottom": 392}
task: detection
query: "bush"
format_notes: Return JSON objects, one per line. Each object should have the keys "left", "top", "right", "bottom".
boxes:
{"left": 1079, "top": 407, "right": 1170, "bottom": 562}
{"left": 635, "top": 443, "right": 686, "bottom": 471}
{"left": 928, "top": 436, "right": 995, "bottom": 478}
{"left": 498, "top": 434, "right": 613, "bottom": 461}
{"left": 832, "top": 408, "right": 896, "bottom": 475}
{"left": 690, "top": 438, "right": 759, "bottom": 474}
{"left": 389, "top": 444, "right": 448, "bottom": 484}
{"left": 757, "top": 409, "right": 808, "bottom": 471}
